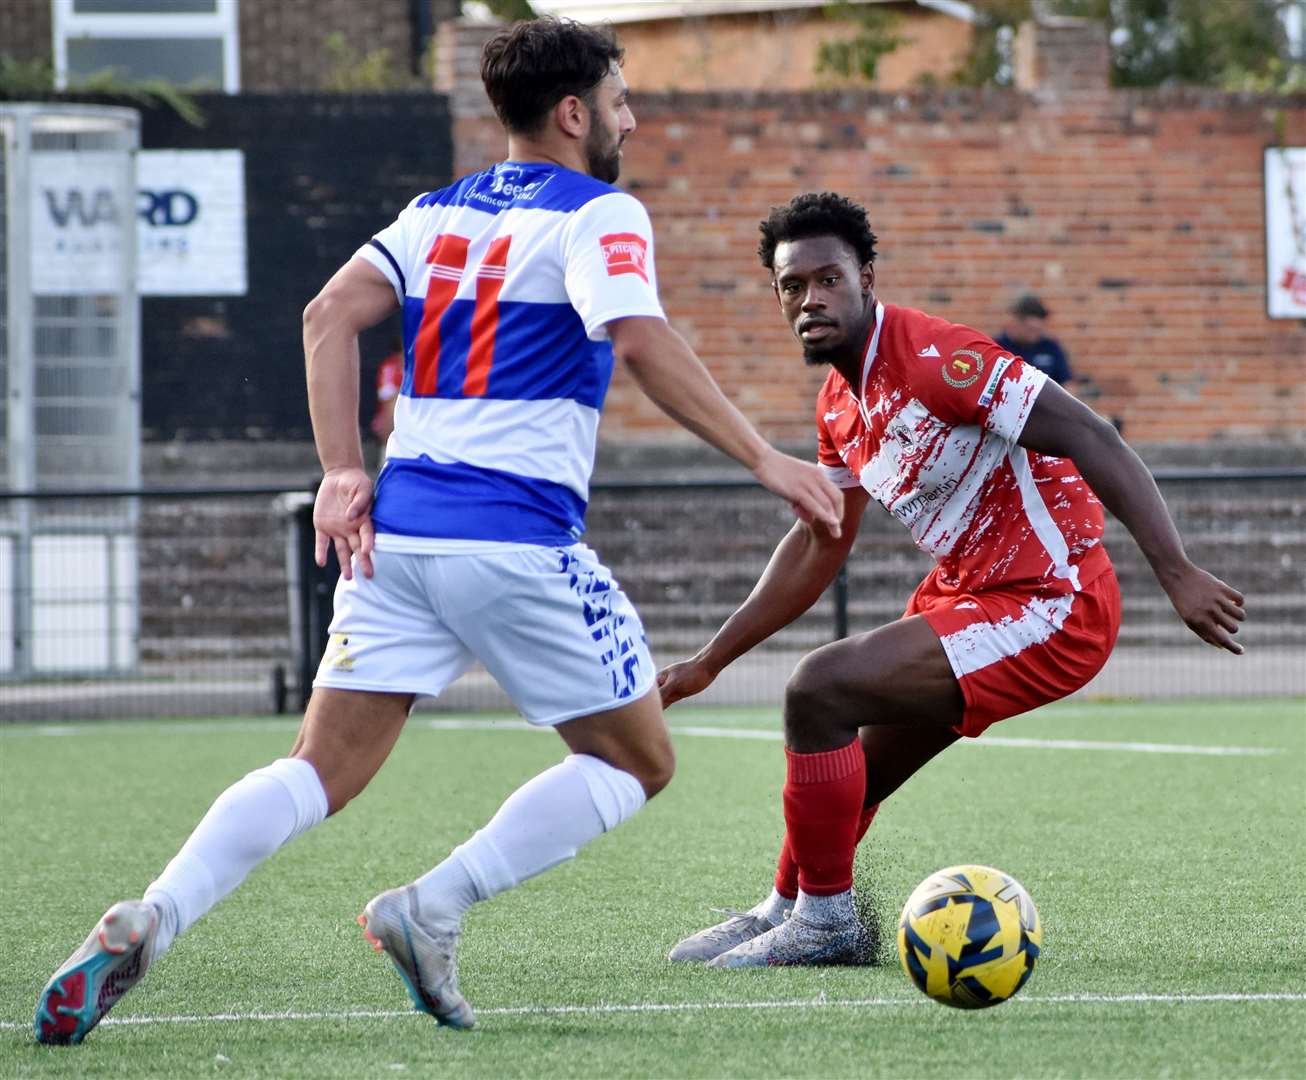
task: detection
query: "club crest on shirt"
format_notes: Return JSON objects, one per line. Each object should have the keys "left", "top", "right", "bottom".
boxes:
{"left": 599, "top": 233, "right": 649, "bottom": 282}
{"left": 942, "top": 348, "right": 983, "bottom": 389}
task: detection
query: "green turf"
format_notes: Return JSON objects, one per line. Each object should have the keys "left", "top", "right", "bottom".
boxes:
{"left": 2, "top": 699, "right": 1303, "bottom": 1078}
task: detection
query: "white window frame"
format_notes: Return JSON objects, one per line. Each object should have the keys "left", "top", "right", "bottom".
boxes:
{"left": 52, "top": 0, "right": 241, "bottom": 93}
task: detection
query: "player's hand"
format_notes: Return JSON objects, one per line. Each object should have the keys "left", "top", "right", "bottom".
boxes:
{"left": 1163, "top": 562, "right": 1246, "bottom": 655}
{"left": 657, "top": 657, "right": 718, "bottom": 708}
{"left": 752, "top": 449, "right": 843, "bottom": 538}
{"left": 313, "top": 466, "right": 375, "bottom": 581}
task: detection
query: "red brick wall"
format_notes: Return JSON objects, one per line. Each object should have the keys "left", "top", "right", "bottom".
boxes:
{"left": 239, "top": 0, "right": 420, "bottom": 91}
{"left": 0, "top": 0, "right": 52, "bottom": 67}
{"left": 457, "top": 89, "right": 1306, "bottom": 446}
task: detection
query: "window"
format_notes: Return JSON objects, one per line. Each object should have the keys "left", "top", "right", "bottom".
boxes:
{"left": 52, "top": 0, "right": 240, "bottom": 92}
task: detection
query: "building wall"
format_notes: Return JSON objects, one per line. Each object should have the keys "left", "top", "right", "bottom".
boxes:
{"left": 238, "top": 0, "right": 425, "bottom": 91}
{"left": 0, "top": 0, "right": 53, "bottom": 66}
{"left": 443, "top": 16, "right": 1304, "bottom": 447}
{"left": 613, "top": 5, "right": 973, "bottom": 93}
{"left": 0, "top": 0, "right": 457, "bottom": 91}
{"left": 453, "top": 86, "right": 1306, "bottom": 445}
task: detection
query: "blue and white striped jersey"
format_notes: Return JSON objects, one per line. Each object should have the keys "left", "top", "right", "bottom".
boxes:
{"left": 354, "top": 160, "right": 665, "bottom": 550}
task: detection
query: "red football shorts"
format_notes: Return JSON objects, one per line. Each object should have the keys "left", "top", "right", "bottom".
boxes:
{"left": 905, "top": 566, "right": 1121, "bottom": 738}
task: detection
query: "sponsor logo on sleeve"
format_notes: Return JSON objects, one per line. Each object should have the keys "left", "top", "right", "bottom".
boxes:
{"left": 599, "top": 232, "right": 649, "bottom": 282}
{"left": 942, "top": 348, "right": 983, "bottom": 389}
{"left": 977, "top": 355, "right": 1014, "bottom": 407}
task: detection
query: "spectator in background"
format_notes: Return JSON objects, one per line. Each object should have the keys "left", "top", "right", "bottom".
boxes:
{"left": 996, "top": 295, "right": 1122, "bottom": 432}
{"left": 995, "top": 294, "right": 1074, "bottom": 385}
{"left": 370, "top": 336, "right": 403, "bottom": 468}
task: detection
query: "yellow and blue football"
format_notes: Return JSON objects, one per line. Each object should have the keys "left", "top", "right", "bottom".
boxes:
{"left": 897, "top": 864, "right": 1042, "bottom": 1009}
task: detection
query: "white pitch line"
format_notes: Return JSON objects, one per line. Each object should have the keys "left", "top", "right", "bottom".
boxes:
{"left": 4, "top": 992, "right": 1304, "bottom": 1032}
{"left": 424, "top": 718, "right": 1282, "bottom": 757}
{"left": 0, "top": 719, "right": 303, "bottom": 738}
{"left": 1, "top": 717, "right": 1284, "bottom": 757}
{"left": 966, "top": 735, "right": 1281, "bottom": 757}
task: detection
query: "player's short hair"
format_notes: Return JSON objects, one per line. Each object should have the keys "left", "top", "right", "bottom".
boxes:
{"left": 758, "top": 192, "right": 879, "bottom": 271}
{"left": 481, "top": 17, "right": 625, "bottom": 135}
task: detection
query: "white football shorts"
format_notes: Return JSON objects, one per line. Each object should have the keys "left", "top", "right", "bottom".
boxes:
{"left": 312, "top": 544, "right": 656, "bottom": 726}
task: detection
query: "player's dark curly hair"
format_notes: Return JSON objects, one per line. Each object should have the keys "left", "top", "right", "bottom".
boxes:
{"left": 758, "top": 192, "right": 878, "bottom": 271}
{"left": 481, "top": 17, "right": 624, "bottom": 135}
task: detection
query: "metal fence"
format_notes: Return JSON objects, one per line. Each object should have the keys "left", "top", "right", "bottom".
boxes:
{"left": 1, "top": 469, "right": 1303, "bottom": 722}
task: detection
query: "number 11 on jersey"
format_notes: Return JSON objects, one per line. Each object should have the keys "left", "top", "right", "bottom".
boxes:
{"left": 412, "top": 233, "right": 512, "bottom": 398}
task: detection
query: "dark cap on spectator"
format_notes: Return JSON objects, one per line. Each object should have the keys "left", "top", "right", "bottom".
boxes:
{"left": 1011, "top": 294, "right": 1049, "bottom": 319}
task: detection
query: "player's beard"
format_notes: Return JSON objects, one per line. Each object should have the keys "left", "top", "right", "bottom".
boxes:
{"left": 801, "top": 295, "right": 873, "bottom": 366}
{"left": 586, "top": 121, "right": 622, "bottom": 183}
{"left": 802, "top": 341, "right": 838, "bottom": 367}
{"left": 800, "top": 329, "right": 843, "bottom": 367}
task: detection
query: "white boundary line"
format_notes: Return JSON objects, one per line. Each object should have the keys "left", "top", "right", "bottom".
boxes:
{"left": 4, "top": 992, "right": 1304, "bottom": 1031}
{"left": 425, "top": 719, "right": 1284, "bottom": 757}
{"left": 0, "top": 717, "right": 1285, "bottom": 757}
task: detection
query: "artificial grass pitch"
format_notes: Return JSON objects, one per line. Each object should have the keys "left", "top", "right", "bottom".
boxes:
{"left": 2, "top": 700, "right": 1303, "bottom": 1078}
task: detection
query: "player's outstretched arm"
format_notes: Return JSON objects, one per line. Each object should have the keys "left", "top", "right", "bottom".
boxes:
{"left": 658, "top": 488, "right": 869, "bottom": 707}
{"left": 608, "top": 316, "right": 843, "bottom": 537}
{"left": 1018, "top": 381, "right": 1246, "bottom": 654}
{"left": 303, "top": 257, "right": 399, "bottom": 580}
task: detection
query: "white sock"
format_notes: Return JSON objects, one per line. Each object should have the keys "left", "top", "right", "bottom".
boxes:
{"left": 754, "top": 888, "right": 795, "bottom": 926}
{"left": 412, "top": 754, "right": 645, "bottom": 928}
{"left": 793, "top": 887, "right": 856, "bottom": 927}
{"left": 144, "top": 757, "right": 328, "bottom": 955}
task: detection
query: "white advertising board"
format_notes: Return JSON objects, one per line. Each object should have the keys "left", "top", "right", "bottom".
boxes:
{"left": 1266, "top": 147, "right": 1306, "bottom": 320}
{"left": 29, "top": 150, "right": 131, "bottom": 295}
{"left": 137, "top": 149, "right": 247, "bottom": 296}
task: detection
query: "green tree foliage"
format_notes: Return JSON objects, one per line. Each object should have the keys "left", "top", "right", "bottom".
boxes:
{"left": 815, "top": 1, "right": 909, "bottom": 83}
{"left": 320, "top": 33, "right": 424, "bottom": 92}
{"left": 480, "top": 0, "right": 536, "bottom": 21}
{"left": 1057, "top": 0, "right": 1295, "bottom": 88}
{"left": 953, "top": 0, "right": 1032, "bottom": 86}
{"left": 0, "top": 53, "right": 205, "bottom": 126}
{"left": 958, "top": 0, "right": 1302, "bottom": 92}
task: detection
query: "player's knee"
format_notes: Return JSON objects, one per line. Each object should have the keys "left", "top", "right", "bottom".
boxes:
{"left": 636, "top": 741, "right": 676, "bottom": 799}
{"left": 784, "top": 651, "right": 843, "bottom": 722}
{"left": 298, "top": 758, "right": 361, "bottom": 817}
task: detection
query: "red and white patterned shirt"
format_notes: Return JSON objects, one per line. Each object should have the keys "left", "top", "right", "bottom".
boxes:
{"left": 817, "top": 302, "right": 1109, "bottom": 596}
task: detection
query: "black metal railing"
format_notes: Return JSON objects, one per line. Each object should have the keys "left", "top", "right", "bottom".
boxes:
{"left": 1, "top": 467, "right": 1302, "bottom": 722}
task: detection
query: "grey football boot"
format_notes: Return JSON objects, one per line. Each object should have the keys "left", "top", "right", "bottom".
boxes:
{"left": 708, "top": 889, "right": 865, "bottom": 968}
{"left": 359, "top": 885, "right": 475, "bottom": 1030}
{"left": 35, "top": 900, "right": 160, "bottom": 1044}
{"left": 668, "top": 892, "right": 794, "bottom": 963}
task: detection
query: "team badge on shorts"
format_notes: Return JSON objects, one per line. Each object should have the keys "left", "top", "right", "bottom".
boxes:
{"left": 323, "top": 633, "right": 356, "bottom": 671}
{"left": 943, "top": 349, "right": 983, "bottom": 389}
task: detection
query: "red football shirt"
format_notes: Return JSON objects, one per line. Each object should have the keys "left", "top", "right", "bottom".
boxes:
{"left": 817, "top": 302, "right": 1109, "bottom": 595}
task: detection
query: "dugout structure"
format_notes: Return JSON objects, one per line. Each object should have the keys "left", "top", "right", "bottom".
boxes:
{"left": 0, "top": 103, "right": 141, "bottom": 676}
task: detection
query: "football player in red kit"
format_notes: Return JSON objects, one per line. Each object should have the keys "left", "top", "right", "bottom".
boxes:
{"left": 659, "top": 192, "right": 1245, "bottom": 968}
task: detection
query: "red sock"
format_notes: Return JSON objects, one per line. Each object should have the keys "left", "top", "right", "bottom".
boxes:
{"left": 779, "top": 741, "right": 866, "bottom": 897}
{"left": 775, "top": 802, "right": 881, "bottom": 900}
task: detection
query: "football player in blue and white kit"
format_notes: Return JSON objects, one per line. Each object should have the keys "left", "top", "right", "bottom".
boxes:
{"left": 34, "top": 17, "right": 843, "bottom": 1043}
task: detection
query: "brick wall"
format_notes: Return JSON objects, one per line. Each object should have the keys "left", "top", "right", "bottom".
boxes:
{"left": 239, "top": 0, "right": 440, "bottom": 91}
{"left": 611, "top": 5, "right": 972, "bottom": 94}
{"left": 0, "top": 0, "right": 51, "bottom": 66}
{"left": 453, "top": 84, "right": 1306, "bottom": 445}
